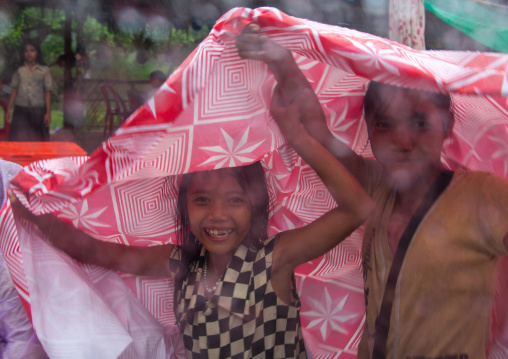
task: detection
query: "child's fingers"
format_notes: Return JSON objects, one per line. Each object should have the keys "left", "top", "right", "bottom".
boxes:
{"left": 237, "top": 49, "right": 266, "bottom": 60}
{"left": 236, "top": 34, "right": 264, "bottom": 59}
{"left": 7, "top": 189, "right": 20, "bottom": 207}
{"left": 241, "top": 23, "right": 261, "bottom": 35}
{"left": 236, "top": 24, "right": 275, "bottom": 62}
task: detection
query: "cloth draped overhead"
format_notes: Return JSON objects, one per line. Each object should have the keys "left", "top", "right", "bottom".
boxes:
{"left": 1, "top": 6, "right": 508, "bottom": 358}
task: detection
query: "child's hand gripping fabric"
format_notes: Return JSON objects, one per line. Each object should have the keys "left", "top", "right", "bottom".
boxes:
{"left": 236, "top": 24, "right": 313, "bottom": 106}
{"left": 236, "top": 23, "right": 290, "bottom": 64}
{"left": 236, "top": 23, "right": 356, "bottom": 173}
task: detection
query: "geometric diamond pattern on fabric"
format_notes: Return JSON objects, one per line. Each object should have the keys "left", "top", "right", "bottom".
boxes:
{"left": 170, "top": 236, "right": 306, "bottom": 358}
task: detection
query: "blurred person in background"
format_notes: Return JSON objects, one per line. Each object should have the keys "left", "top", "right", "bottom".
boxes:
{"left": 129, "top": 70, "right": 167, "bottom": 112}
{"left": 146, "top": 70, "right": 166, "bottom": 99}
{"left": 5, "top": 40, "right": 52, "bottom": 142}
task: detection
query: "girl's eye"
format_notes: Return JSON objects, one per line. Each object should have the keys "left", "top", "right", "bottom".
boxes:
{"left": 374, "top": 121, "right": 391, "bottom": 129}
{"left": 229, "top": 197, "right": 246, "bottom": 204}
{"left": 193, "top": 196, "right": 210, "bottom": 204}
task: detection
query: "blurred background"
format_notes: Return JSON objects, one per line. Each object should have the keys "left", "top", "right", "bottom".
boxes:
{"left": 0, "top": 0, "right": 505, "bottom": 154}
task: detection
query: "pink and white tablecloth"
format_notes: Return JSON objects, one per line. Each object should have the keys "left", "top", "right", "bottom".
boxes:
{"left": 1, "top": 6, "right": 508, "bottom": 359}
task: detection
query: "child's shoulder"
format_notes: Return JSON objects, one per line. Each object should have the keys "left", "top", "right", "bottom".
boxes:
{"left": 453, "top": 168, "right": 507, "bottom": 185}
{"left": 450, "top": 168, "right": 508, "bottom": 199}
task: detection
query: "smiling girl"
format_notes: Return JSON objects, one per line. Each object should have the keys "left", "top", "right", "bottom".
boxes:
{"left": 9, "top": 82, "right": 373, "bottom": 357}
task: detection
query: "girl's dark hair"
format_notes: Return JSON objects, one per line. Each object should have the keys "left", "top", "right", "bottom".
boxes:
{"left": 173, "top": 161, "right": 270, "bottom": 302}
{"left": 364, "top": 81, "right": 454, "bottom": 132}
{"left": 20, "top": 39, "right": 45, "bottom": 66}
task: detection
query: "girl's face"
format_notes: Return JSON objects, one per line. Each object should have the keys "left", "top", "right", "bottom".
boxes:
{"left": 24, "top": 44, "right": 37, "bottom": 63}
{"left": 187, "top": 169, "right": 252, "bottom": 259}
{"left": 367, "top": 87, "right": 452, "bottom": 191}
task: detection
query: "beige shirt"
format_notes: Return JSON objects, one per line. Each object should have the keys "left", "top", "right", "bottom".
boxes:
{"left": 358, "top": 168, "right": 508, "bottom": 358}
{"left": 11, "top": 63, "right": 52, "bottom": 108}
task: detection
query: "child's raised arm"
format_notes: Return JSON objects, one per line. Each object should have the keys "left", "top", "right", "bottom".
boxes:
{"left": 8, "top": 190, "right": 173, "bottom": 277}
{"left": 236, "top": 24, "right": 367, "bottom": 183}
{"left": 266, "top": 86, "right": 374, "bottom": 302}
{"left": 270, "top": 87, "right": 374, "bottom": 267}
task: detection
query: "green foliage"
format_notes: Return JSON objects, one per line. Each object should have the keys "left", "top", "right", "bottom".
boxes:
{"left": 0, "top": 7, "right": 208, "bottom": 75}
{"left": 50, "top": 110, "right": 64, "bottom": 130}
{"left": 83, "top": 16, "right": 115, "bottom": 43}
{"left": 170, "top": 27, "right": 210, "bottom": 46}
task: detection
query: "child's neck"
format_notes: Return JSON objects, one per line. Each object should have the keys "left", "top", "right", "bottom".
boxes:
{"left": 207, "top": 252, "right": 232, "bottom": 279}
{"left": 394, "top": 166, "right": 446, "bottom": 214}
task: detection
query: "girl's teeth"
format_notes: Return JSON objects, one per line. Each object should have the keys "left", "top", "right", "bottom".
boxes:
{"left": 207, "top": 229, "right": 232, "bottom": 237}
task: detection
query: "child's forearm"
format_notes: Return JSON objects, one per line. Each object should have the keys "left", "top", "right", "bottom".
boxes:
{"left": 287, "top": 123, "right": 373, "bottom": 221}
{"left": 8, "top": 189, "right": 114, "bottom": 268}
{"left": 19, "top": 210, "right": 172, "bottom": 276}
{"left": 7, "top": 89, "right": 17, "bottom": 111}
{"left": 266, "top": 49, "right": 361, "bottom": 172}
{"left": 265, "top": 50, "right": 311, "bottom": 105}
{"left": 44, "top": 91, "right": 51, "bottom": 114}
{"left": 237, "top": 24, "right": 365, "bottom": 179}
{"left": 31, "top": 213, "right": 107, "bottom": 266}
{"left": 271, "top": 87, "right": 373, "bottom": 221}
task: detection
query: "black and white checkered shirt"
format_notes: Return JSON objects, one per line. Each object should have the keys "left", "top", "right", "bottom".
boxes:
{"left": 170, "top": 236, "right": 307, "bottom": 358}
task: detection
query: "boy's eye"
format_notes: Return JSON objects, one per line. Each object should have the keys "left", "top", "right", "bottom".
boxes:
{"left": 412, "top": 113, "right": 430, "bottom": 129}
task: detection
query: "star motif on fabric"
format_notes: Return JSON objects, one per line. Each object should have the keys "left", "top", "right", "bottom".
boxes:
{"left": 149, "top": 83, "right": 176, "bottom": 117}
{"left": 199, "top": 127, "right": 264, "bottom": 169}
{"left": 327, "top": 103, "right": 355, "bottom": 145}
{"left": 302, "top": 288, "right": 358, "bottom": 340}
{"left": 58, "top": 199, "right": 110, "bottom": 234}
{"left": 263, "top": 155, "right": 291, "bottom": 194}
{"left": 333, "top": 39, "right": 413, "bottom": 76}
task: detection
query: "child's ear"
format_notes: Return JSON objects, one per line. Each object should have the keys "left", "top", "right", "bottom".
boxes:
{"left": 444, "top": 127, "right": 453, "bottom": 139}
{"left": 443, "top": 111, "right": 454, "bottom": 138}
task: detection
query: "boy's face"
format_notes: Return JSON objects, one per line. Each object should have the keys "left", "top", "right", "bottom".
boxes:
{"left": 366, "top": 87, "right": 451, "bottom": 191}
{"left": 187, "top": 169, "right": 252, "bottom": 260}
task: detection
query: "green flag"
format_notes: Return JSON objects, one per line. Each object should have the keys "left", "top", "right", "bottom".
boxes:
{"left": 425, "top": 0, "right": 508, "bottom": 52}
